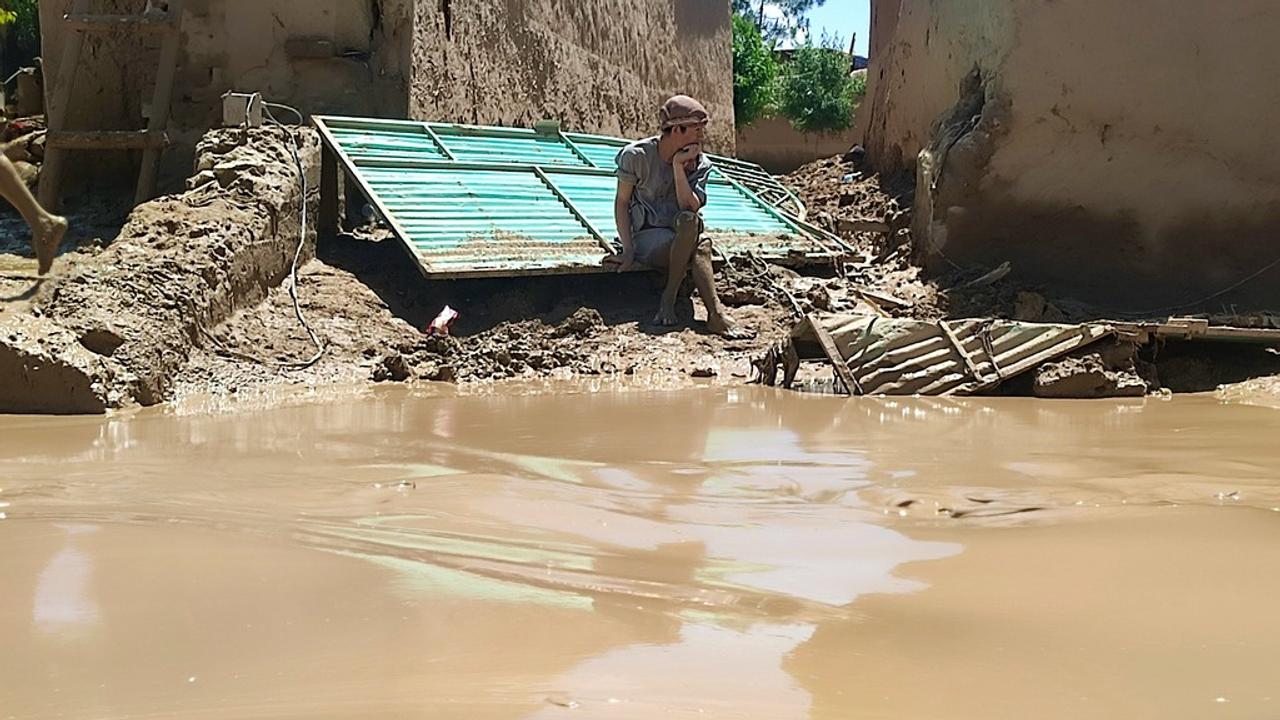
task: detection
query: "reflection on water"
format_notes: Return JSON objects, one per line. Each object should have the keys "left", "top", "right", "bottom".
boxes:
{"left": 1, "top": 386, "right": 1278, "bottom": 718}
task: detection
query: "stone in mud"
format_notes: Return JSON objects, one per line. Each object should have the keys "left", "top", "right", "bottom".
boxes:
{"left": 0, "top": 314, "right": 129, "bottom": 413}
{"left": 1014, "top": 291, "right": 1068, "bottom": 323}
{"left": 553, "top": 307, "right": 605, "bottom": 338}
{"left": 371, "top": 353, "right": 412, "bottom": 382}
{"left": 1034, "top": 353, "right": 1146, "bottom": 398}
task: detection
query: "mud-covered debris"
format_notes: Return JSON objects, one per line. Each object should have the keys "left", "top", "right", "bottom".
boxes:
{"left": 372, "top": 353, "right": 412, "bottom": 382}
{"left": 1034, "top": 345, "right": 1148, "bottom": 399}
{"left": 552, "top": 307, "right": 605, "bottom": 338}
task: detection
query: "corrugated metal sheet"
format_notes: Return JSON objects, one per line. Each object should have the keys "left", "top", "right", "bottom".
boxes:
{"left": 565, "top": 131, "right": 807, "bottom": 217}
{"left": 314, "top": 116, "right": 838, "bottom": 278}
{"left": 795, "top": 315, "right": 1116, "bottom": 396}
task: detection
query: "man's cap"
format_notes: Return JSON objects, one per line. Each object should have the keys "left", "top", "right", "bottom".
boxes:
{"left": 659, "top": 95, "right": 710, "bottom": 130}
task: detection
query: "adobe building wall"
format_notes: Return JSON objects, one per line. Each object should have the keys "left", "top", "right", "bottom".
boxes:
{"left": 856, "top": 0, "right": 1280, "bottom": 308}
{"left": 39, "top": 0, "right": 733, "bottom": 189}
{"left": 40, "top": 0, "right": 412, "bottom": 130}
{"left": 736, "top": 116, "right": 858, "bottom": 174}
{"left": 408, "top": 0, "right": 735, "bottom": 152}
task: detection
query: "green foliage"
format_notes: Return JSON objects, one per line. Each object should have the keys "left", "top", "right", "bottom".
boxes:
{"left": 732, "top": 14, "right": 778, "bottom": 128}
{"left": 0, "top": 0, "right": 41, "bottom": 74}
{"left": 776, "top": 40, "right": 859, "bottom": 133}
{"left": 731, "top": 0, "right": 826, "bottom": 45}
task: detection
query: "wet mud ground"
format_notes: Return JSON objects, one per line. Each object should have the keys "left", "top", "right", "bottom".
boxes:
{"left": 3, "top": 386, "right": 1279, "bottom": 718}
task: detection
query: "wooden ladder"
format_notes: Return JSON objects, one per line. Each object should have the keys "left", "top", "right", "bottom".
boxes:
{"left": 38, "top": 0, "right": 186, "bottom": 211}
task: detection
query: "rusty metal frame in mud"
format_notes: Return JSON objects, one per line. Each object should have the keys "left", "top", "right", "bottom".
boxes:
{"left": 312, "top": 115, "right": 844, "bottom": 279}
{"left": 789, "top": 315, "right": 1119, "bottom": 397}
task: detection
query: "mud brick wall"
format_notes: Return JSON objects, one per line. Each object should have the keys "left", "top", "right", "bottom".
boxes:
{"left": 409, "top": 0, "right": 734, "bottom": 152}
{"left": 855, "top": 0, "right": 1280, "bottom": 309}
{"left": 39, "top": 0, "right": 734, "bottom": 186}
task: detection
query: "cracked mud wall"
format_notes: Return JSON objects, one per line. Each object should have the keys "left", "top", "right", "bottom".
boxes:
{"left": 40, "top": 0, "right": 410, "bottom": 185}
{"left": 859, "top": 0, "right": 1280, "bottom": 308}
{"left": 408, "top": 0, "right": 735, "bottom": 152}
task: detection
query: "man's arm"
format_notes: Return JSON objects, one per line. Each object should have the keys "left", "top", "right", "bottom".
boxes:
{"left": 614, "top": 179, "right": 637, "bottom": 272}
{"left": 672, "top": 145, "right": 705, "bottom": 213}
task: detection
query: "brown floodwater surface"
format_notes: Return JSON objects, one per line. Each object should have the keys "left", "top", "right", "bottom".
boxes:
{"left": 2, "top": 386, "right": 1279, "bottom": 719}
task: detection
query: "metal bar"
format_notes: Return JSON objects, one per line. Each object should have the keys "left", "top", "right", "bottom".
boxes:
{"left": 968, "top": 326, "right": 1115, "bottom": 394}
{"left": 558, "top": 132, "right": 597, "bottom": 167}
{"left": 352, "top": 155, "right": 618, "bottom": 176}
{"left": 420, "top": 123, "right": 457, "bottom": 160}
{"left": 807, "top": 314, "right": 861, "bottom": 396}
{"left": 715, "top": 171, "right": 848, "bottom": 256}
{"left": 312, "top": 117, "right": 434, "bottom": 278}
{"left": 532, "top": 166, "right": 612, "bottom": 255}
{"left": 938, "top": 320, "right": 986, "bottom": 386}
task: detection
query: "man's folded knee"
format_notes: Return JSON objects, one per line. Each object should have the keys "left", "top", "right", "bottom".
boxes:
{"left": 674, "top": 211, "right": 699, "bottom": 229}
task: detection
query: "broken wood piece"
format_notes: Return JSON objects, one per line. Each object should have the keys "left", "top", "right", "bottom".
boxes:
{"left": 963, "top": 261, "right": 1012, "bottom": 288}
{"left": 854, "top": 286, "right": 914, "bottom": 309}
{"left": 837, "top": 218, "right": 891, "bottom": 234}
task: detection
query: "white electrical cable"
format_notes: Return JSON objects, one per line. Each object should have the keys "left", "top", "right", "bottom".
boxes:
{"left": 203, "top": 101, "right": 326, "bottom": 370}
{"left": 256, "top": 101, "right": 326, "bottom": 370}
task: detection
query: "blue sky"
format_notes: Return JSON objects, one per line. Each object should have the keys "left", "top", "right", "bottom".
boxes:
{"left": 808, "top": 0, "right": 870, "bottom": 55}
{"left": 763, "top": 0, "right": 871, "bottom": 55}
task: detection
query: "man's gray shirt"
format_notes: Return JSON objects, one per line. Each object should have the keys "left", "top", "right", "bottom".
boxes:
{"left": 615, "top": 137, "right": 713, "bottom": 233}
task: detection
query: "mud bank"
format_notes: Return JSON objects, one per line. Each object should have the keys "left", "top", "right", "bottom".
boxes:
{"left": 173, "top": 231, "right": 795, "bottom": 402}
{"left": 0, "top": 127, "right": 319, "bottom": 413}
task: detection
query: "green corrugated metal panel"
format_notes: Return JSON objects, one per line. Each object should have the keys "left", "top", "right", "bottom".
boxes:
{"left": 314, "top": 116, "right": 837, "bottom": 278}
{"left": 432, "top": 124, "right": 586, "bottom": 166}
{"left": 563, "top": 132, "right": 627, "bottom": 169}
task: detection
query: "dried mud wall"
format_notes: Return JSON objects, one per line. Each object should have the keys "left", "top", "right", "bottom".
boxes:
{"left": 408, "top": 0, "right": 735, "bottom": 152}
{"left": 736, "top": 116, "right": 859, "bottom": 174}
{"left": 39, "top": 0, "right": 410, "bottom": 181}
{"left": 858, "top": 1, "right": 1280, "bottom": 307}
{"left": 0, "top": 128, "right": 318, "bottom": 414}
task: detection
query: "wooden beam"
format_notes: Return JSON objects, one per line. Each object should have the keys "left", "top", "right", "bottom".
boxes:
{"left": 319, "top": 146, "right": 339, "bottom": 242}
{"left": 38, "top": 0, "right": 93, "bottom": 212}
{"left": 135, "top": 0, "right": 185, "bottom": 204}
{"left": 63, "top": 13, "right": 179, "bottom": 34}
{"left": 47, "top": 130, "right": 170, "bottom": 150}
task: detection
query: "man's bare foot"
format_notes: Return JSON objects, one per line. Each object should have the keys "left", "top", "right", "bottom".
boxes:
{"left": 34, "top": 215, "right": 68, "bottom": 276}
{"left": 707, "top": 313, "right": 756, "bottom": 340}
{"left": 653, "top": 303, "right": 679, "bottom": 326}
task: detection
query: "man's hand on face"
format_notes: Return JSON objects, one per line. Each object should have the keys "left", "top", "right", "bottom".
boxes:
{"left": 672, "top": 143, "right": 702, "bottom": 170}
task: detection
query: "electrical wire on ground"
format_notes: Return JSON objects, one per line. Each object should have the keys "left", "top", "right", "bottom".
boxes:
{"left": 201, "top": 100, "right": 327, "bottom": 370}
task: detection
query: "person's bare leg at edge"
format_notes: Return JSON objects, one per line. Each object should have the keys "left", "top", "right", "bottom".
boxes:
{"left": 650, "top": 211, "right": 754, "bottom": 339}
{"left": 0, "top": 154, "right": 68, "bottom": 275}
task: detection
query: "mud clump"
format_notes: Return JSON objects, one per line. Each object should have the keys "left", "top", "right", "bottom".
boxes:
{"left": 1034, "top": 341, "right": 1149, "bottom": 399}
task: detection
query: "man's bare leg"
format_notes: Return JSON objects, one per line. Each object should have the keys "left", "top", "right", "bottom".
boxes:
{"left": 654, "top": 211, "right": 700, "bottom": 326}
{"left": 689, "top": 238, "right": 754, "bottom": 339}
{"left": 0, "top": 154, "right": 68, "bottom": 275}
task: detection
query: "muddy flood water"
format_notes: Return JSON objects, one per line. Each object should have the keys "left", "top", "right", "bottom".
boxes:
{"left": 3, "top": 385, "right": 1279, "bottom": 719}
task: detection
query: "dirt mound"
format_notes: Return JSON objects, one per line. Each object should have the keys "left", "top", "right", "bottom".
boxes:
{"left": 0, "top": 126, "right": 318, "bottom": 412}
